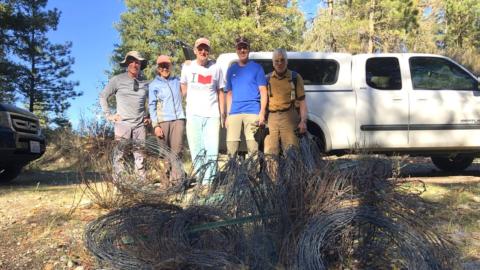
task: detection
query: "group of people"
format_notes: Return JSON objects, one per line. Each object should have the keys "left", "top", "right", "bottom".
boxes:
{"left": 99, "top": 37, "right": 308, "bottom": 185}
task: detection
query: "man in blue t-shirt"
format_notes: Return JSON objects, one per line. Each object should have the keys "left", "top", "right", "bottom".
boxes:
{"left": 225, "top": 37, "right": 268, "bottom": 156}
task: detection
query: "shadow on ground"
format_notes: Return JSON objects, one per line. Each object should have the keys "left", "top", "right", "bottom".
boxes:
{"left": 2, "top": 170, "right": 101, "bottom": 187}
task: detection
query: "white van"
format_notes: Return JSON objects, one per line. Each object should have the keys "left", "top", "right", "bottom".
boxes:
{"left": 217, "top": 52, "right": 480, "bottom": 171}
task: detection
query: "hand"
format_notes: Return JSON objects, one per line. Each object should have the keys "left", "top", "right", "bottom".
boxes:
{"left": 143, "top": 117, "right": 151, "bottom": 126}
{"left": 107, "top": 114, "right": 121, "bottom": 122}
{"left": 258, "top": 112, "right": 266, "bottom": 126}
{"left": 297, "top": 120, "right": 307, "bottom": 134}
{"left": 154, "top": 126, "right": 164, "bottom": 139}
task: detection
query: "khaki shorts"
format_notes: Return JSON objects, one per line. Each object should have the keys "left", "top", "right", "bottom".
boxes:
{"left": 226, "top": 113, "right": 258, "bottom": 142}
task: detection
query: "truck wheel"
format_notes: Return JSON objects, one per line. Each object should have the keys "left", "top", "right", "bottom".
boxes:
{"left": 307, "top": 121, "right": 326, "bottom": 153}
{"left": 431, "top": 155, "right": 474, "bottom": 172}
{"left": 0, "top": 166, "right": 23, "bottom": 183}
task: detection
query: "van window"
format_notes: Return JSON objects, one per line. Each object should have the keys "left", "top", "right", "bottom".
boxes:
{"left": 409, "top": 57, "right": 477, "bottom": 90}
{"left": 366, "top": 57, "right": 402, "bottom": 90}
{"left": 256, "top": 59, "right": 339, "bottom": 85}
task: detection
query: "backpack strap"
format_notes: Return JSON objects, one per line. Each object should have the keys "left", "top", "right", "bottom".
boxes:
{"left": 267, "top": 71, "right": 298, "bottom": 100}
{"left": 266, "top": 72, "right": 273, "bottom": 97}
{"left": 289, "top": 71, "right": 298, "bottom": 101}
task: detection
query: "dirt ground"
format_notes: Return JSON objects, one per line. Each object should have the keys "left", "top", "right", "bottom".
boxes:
{"left": 1, "top": 157, "right": 480, "bottom": 270}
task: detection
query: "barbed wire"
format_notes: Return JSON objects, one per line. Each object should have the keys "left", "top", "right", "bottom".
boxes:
{"left": 83, "top": 136, "right": 460, "bottom": 269}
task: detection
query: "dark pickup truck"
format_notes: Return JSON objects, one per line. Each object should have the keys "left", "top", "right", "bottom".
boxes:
{"left": 0, "top": 103, "right": 46, "bottom": 182}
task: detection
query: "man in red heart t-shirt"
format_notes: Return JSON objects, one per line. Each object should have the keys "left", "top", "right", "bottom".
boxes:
{"left": 180, "top": 37, "right": 225, "bottom": 185}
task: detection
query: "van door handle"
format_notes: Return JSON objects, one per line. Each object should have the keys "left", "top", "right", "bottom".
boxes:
{"left": 417, "top": 98, "right": 427, "bottom": 101}
{"left": 392, "top": 98, "right": 402, "bottom": 101}
{"left": 359, "top": 87, "right": 367, "bottom": 90}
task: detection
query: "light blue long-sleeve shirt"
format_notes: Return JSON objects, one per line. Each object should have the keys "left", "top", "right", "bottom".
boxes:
{"left": 148, "top": 75, "right": 185, "bottom": 125}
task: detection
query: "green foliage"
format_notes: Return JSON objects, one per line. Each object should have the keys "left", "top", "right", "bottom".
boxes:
{"left": 302, "top": 0, "right": 480, "bottom": 74}
{"left": 0, "top": 0, "right": 81, "bottom": 127}
{"left": 0, "top": 1, "right": 17, "bottom": 102}
{"left": 113, "top": 0, "right": 305, "bottom": 79}
{"left": 303, "top": 0, "right": 419, "bottom": 53}
{"left": 444, "top": 0, "right": 480, "bottom": 49}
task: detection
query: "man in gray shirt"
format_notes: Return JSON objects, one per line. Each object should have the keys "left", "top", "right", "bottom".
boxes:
{"left": 99, "top": 51, "right": 149, "bottom": 179}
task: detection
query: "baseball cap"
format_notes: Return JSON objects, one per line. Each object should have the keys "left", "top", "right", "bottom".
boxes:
{"left": 235, "top": 37, "right": 250, "bottom": 48}
{"left": 194, "top": 37, "right": 210, "bottom": 48}
{"left": 156, "top": 55, "right": 171, "bottom": 65}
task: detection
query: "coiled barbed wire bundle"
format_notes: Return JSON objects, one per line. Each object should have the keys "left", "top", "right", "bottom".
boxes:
{"left": 84, "top": 136, "right": 460, "bottom": 269}
{"left": 110, "top": 137, "right": 190, "bottom": 200}
{"left": 85, "top": 204, "right": 247, "bottom": 270}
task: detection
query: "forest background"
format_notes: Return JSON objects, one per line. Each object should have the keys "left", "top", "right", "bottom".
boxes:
{"left": 1, "top": 0, "right": 479, "bottom": 128}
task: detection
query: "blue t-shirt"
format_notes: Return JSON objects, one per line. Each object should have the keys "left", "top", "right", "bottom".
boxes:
{"left": 226, "top": 60, "right": 267, "bottom": 115}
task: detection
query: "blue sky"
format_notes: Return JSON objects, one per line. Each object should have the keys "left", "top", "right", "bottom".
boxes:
{"left": 46, "top": 0, "right": 125, "bottom": 127}
{"left": 45, "top": 0, "right": 320, "bottom": 128}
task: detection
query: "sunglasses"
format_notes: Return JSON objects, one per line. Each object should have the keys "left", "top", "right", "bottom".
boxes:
{"left": 157, "top": 63, "right": 170, "bottom": 69}
{"left": 197, "top": 47, "right": 210, "bottom": 53}
{"left": 133, "top": 79, "right": 139, "bottom": 92}
{"left": 236, "top": 45, "right": 249, "bottom": 51}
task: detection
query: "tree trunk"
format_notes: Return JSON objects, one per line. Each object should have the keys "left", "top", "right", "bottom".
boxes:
{"left": 328, "top": 0, "right": 337, "bottom": 52}
{"left": 28, "top": 5, "right": 36, "bottom": 113}
{"left": 368, "top": 0, "right": 376, "bottom": 53}
{"left": 255, "top": 0, "right": 261, "bottom": 28}
{"left": 243, "top": 0, "right": 250, "bottom": 17}
{"left": 29, "top": 31, "right": 35, "bottom": 112}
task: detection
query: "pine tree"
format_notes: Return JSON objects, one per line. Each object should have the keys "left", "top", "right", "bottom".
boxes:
{"left": 303, "top": 0, "right": 419, "bottom": 53}
{"left": 114, "top": 0, "right": 305, "bottom": 79}
{"left": 8, "top": 0, "right": 81, "bottom": 125}
{"left": 0, "top": 1, "right": 18, "bottom": 102}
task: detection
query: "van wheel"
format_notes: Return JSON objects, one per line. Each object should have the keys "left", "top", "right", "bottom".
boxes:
{"left": 431, "top": 155, "right": 474, "bottom": 172}
{"left": 0, "top": 166, "right": 23, "bottom": 183}
{"left": 307, "top": 121, "right": 325, "bottom": 153}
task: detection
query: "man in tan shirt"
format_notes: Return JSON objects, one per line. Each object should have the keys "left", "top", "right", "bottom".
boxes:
{"left": 264, "top": 48, "right": 308, "bottom": 177}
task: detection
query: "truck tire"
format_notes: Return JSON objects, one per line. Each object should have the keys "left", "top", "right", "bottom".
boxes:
{"left": 307, "top": 121, "right": 326, "bottom": 153}
{"left": 431, "top": 155, "right": 474, "bottom": 172}
{"left": 0, "top": 166, "right": 23, "bottom": 183}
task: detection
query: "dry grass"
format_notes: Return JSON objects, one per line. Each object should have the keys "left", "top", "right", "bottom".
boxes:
{"left": 2, "top": 124, "right": 480, "bottom": 268}
{"left": 0, "top": 172, "right": 107, "bottom": 269}
{"left": 420, "top": 182, "right": 480, "bottom": 260}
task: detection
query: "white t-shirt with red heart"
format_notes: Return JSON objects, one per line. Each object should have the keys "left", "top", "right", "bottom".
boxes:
{"left": 180, "top": 60, "right": 225, "bottom": 117}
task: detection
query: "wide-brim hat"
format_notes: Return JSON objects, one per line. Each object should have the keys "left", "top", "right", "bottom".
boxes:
{"left": 120, "top": 51, "right": 147, "bottom": 70}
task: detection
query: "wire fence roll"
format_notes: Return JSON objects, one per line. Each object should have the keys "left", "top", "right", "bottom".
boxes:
{"left": 84, "top": 136, "right": 460, "bottom": 270}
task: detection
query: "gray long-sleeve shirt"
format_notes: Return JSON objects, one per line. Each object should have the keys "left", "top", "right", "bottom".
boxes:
{"left": 99, "top": 72, "right": 149, "bottom": 127}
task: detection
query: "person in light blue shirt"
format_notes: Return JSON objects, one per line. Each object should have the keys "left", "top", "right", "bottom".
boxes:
{"left": 149, "top": 55, "right": 185, "bottom": 181}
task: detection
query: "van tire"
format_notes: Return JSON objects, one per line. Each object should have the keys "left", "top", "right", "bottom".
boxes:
{"left": 307, "top": 121, "right": 326, "bottom": 153}
{"left": 0, "top": 165, "right": 23, "bottom": 183}
{"left": 431, "top": 155, "right": 474, "bottom": 172}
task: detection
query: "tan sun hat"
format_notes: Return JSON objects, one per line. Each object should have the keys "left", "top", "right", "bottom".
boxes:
{"left": 194, "top": 37, "right": 210, "bottom": 49}
{"left": 120, "top": 51, "right": 147, "bottom": 69}
{"left": 156, "top": 55, "right": 172, "bottom": 65}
